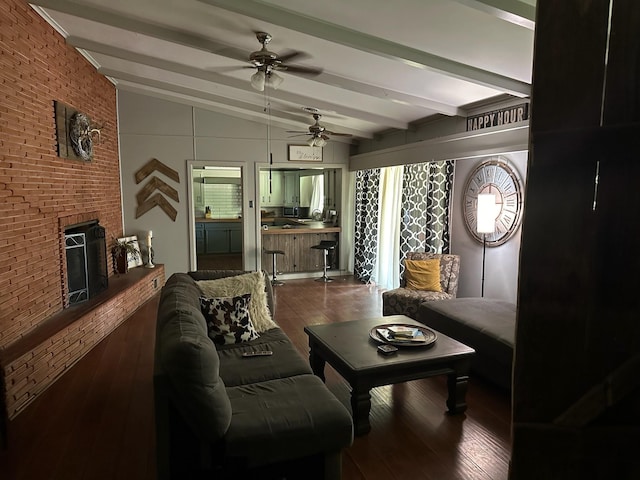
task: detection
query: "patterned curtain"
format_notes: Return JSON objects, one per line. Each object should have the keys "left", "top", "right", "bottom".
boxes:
{"left": 398, "top": 160, "right": 455, "bottom": 279}
{"left": 353, "top": 169, "right": 380, "bottom": 283}
{"left": 353, "top": 160, "right": 454, "bottom": 285}
{"left": 425, "top": 160, "right": 455, "bottom": 254}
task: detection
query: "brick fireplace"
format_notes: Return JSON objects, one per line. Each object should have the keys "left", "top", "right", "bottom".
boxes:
{"left": 59, "top": 212, "right": 108, "bottom": 307}
{"left": 0, "top": 0, "right": 164, "bottom": 433}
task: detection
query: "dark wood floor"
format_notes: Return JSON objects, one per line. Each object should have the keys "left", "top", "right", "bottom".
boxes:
{"left": 0, "top": 275, "right": 512, "bottom": 480}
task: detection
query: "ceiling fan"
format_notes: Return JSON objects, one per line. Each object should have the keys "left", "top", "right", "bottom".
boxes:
{"left": 243, "top": 32, "right": 322, "bottom": 91}
{"left": 287, "top": 113, "right": 353, "bottom": 147}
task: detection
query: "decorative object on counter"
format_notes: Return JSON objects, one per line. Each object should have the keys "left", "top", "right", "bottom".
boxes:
{"left": 54, "top": 101, "right": 102, "bottom": 162}
{"left": 111, "top": 236, "right": 142, "bottom": 274}
{"left": 287, "top": 144, "right": 323, "bottom": 162}
{"left": 134, "top": 158, "right": 180, "bottom": 221}
{"left": 205, "top": 206, "right": 212, "bottom": 219}
{"left": 146, "top": 230, "right": 155, "bottom": 269}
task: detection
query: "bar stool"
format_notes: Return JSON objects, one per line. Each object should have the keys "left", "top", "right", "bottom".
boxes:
{"left": 264, "top": 248, "right": 285, "bottom": 286}
{"left": 311, "top": 240, "right": 337, "bottom": 283}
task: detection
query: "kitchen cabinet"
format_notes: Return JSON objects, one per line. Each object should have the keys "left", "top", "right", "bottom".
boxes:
{"left": 195, "top": 223, "right": 205, "bottom": 254}
{"left": 197, "top": 222, "right": 242, "bottom": 254}
{"left": 262, "top": 231, "right": 338, "bottom": 274}
{"left": 283, "top": 171, "right": 300, "bottom": 206}
{"left": 259, "top": 170, "right": 283, "bottom": 206}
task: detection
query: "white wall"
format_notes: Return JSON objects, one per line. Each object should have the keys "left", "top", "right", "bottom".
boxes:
{"left": 117, "top": 91, "right": 351, "bottom": 278}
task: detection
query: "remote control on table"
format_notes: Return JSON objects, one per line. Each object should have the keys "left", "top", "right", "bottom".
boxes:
{"left": 242, "top": 351, "right": 273, "bottom": 357}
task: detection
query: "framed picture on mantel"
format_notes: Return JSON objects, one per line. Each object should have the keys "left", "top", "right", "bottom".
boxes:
{"left": 288, "top": 145, "right": 323, "bottom": 162}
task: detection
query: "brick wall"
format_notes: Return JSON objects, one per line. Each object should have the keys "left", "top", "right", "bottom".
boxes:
{"left": 3, "top": 265, "right": 165, "bottom": 419}
{"left": 0, "top": 0, "right": 123, "bottom": 350}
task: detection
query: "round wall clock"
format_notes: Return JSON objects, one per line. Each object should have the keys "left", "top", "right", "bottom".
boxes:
{"left": 463, "top": 157, "right": 524, "bottom": 247}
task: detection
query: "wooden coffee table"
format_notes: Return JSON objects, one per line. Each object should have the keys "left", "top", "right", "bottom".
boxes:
{"left": 304, "top": 315, "right": 476, "bottom": 436}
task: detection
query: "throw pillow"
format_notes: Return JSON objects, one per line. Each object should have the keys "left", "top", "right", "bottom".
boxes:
{"left": 404, "top": 259, "right": 442, "bottom": 292}
{"left": 196, "top": 271, "right": 278, "bottom": 332}
{"left": 200, "top": 294, "right": 260, "bottom": 345}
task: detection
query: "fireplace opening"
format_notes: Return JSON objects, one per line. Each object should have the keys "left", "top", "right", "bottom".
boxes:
{"left": 64, "top": 220, "right": 108, "bottom": 305}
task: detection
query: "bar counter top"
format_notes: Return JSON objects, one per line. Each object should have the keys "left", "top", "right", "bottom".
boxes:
{"left": 261, "top": 225, "right": 341, "bottom": 234}
{"left": 195, "top": 217, "right": 242, "bottom": 223}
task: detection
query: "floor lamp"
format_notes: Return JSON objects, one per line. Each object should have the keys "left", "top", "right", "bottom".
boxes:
{"left": 477, "top": 193, "right": 496, "bottom": 297}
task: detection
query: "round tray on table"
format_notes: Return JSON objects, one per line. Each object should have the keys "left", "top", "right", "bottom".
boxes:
{"left": 369, "top": 323, "right": 437, "bottom": 347}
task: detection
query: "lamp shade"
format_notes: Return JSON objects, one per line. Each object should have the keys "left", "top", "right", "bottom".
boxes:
{"left": 250, "top": 71, "right": 266, "bottom": 91}
{"left": 268, "top": 71, "right": 284, "bottom": 90}
{"left": 477, "top": 193, "right": 496, "bottom": 234}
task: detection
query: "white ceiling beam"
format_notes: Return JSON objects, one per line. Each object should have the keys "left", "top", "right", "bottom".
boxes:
{"left": 307, "top": 72, "right": 463, "bottom": 116}
{"left": 99, "top": 68, "right": 374, "bottom": 138}
{"left": 198, "top": 0, "right": 531, "bottom": 97}
{"left": 67, "top": 36, "right": 409, "bottom": 131}
{"left": 451, "top": 0, "right": 536, "bottom": 30}
{"left": 33, "top": 1, "right": 459, "bottom": 117}
{"left": 31, "top": 0, "right": 246, "bottom": 57}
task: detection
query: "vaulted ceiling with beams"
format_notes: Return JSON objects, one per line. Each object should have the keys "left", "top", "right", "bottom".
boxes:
{"left": 31, "top": 0, "right": 535, "bottom": 143}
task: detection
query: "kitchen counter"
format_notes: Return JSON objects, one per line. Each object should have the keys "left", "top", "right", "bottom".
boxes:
{"left": 261, "top": 217, "right": 340, "bottom": 233}
{"left": 196, "top": 217, "right": 242, "bottom": 223}
{"left": 261, "top": 225, "right": 341, "bottom": 234}
{"left": 262, "top": 225, "right": 340, "bottom": 273}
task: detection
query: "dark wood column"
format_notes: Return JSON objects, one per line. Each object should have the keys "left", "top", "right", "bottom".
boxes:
{"left": 511, "top": 1, "right": 640, "bottom": 479}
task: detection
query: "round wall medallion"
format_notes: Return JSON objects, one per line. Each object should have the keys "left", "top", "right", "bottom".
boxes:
{"left": 463, "top": 157, "right": 524, "bottom": 247}
{"left": 69, "top": 112, "right": 93, "bottom": 161}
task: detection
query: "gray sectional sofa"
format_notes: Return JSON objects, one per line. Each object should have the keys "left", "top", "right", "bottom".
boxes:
{"left": 417, "top": 297, "right": 516, "bottom": 390}
{"left": 154, "top": 270, "right": 353, "bottom": 480}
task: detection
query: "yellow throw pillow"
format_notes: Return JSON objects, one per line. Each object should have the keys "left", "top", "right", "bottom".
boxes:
{"left": 404, "top": 259, "right": 442, "bottom": 292}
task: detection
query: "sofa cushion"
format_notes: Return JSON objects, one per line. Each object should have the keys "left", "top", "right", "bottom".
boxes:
{"left": 223, "top": 375, "right": 353, "bottom": 467}
{"left": 200, "top": 294, "right": 260, "bottom": 345}
{"left": 197, "top": 271, "right": 278, "bottom": 332}
{"left": 417, "top": 297, "right": 516, "bottom": 389}
{"left": 156, "top": 285, "right": 232, "bottom": 443}
{"left": 215, "top": 328, "right": 313, "bottom": 387}
{"left": 404, "top": 258, "right": 442, "bottom": 292}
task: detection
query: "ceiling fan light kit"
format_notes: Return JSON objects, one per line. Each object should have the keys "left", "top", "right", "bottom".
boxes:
{"left": 246, "top": 31, "right": 321, "bottom": 91}
{"left": 288, "top": 113, "right": 352, "bottom": 146}
{"left": 307, "top": 135, "right": 327, "bottom": 147}
{"left": 250, "top": 69, "right": 284, "bottom": 91}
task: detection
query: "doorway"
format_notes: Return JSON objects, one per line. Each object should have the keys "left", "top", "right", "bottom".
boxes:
{"left": 192, "top": 165, "right": 244, "bottom": 270}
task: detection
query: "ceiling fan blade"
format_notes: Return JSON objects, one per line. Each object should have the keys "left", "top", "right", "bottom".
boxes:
{"left": 214, "top": 65, "right": 254, "bottom": 73}
{"left": 286, "top": 130, "right": 311, "bottom": 134}
{"left": 321, "top": 134, "right": 330, "bottom": 141}
{"left": 325, "top": 131, "right": 353, "bottom": 137}
{"left": 277, "top": 50, "right": 308, "bottom": 62}
{"left": 281, "top": 64, "right": 323, "bottom": 76}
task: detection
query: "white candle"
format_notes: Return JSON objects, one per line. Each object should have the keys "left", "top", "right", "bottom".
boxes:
{"left": 147, "top": 230, "right": 153, "bottom": 245}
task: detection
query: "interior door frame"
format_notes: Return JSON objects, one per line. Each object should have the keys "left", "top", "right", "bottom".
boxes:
{"left": 186, "top": 160, "right": 249, "bottom": 271}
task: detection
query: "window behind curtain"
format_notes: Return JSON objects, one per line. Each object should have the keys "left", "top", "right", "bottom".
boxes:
{"left": 353, "top": 160, "right": 454, "bottom": 287}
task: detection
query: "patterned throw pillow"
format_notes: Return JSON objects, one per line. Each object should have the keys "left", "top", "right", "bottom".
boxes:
{"left": 196, "top": 271, "right": 278, "bottom": 332}
{"left": 199, "top": 294, "right": 260, "bottom": 345}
